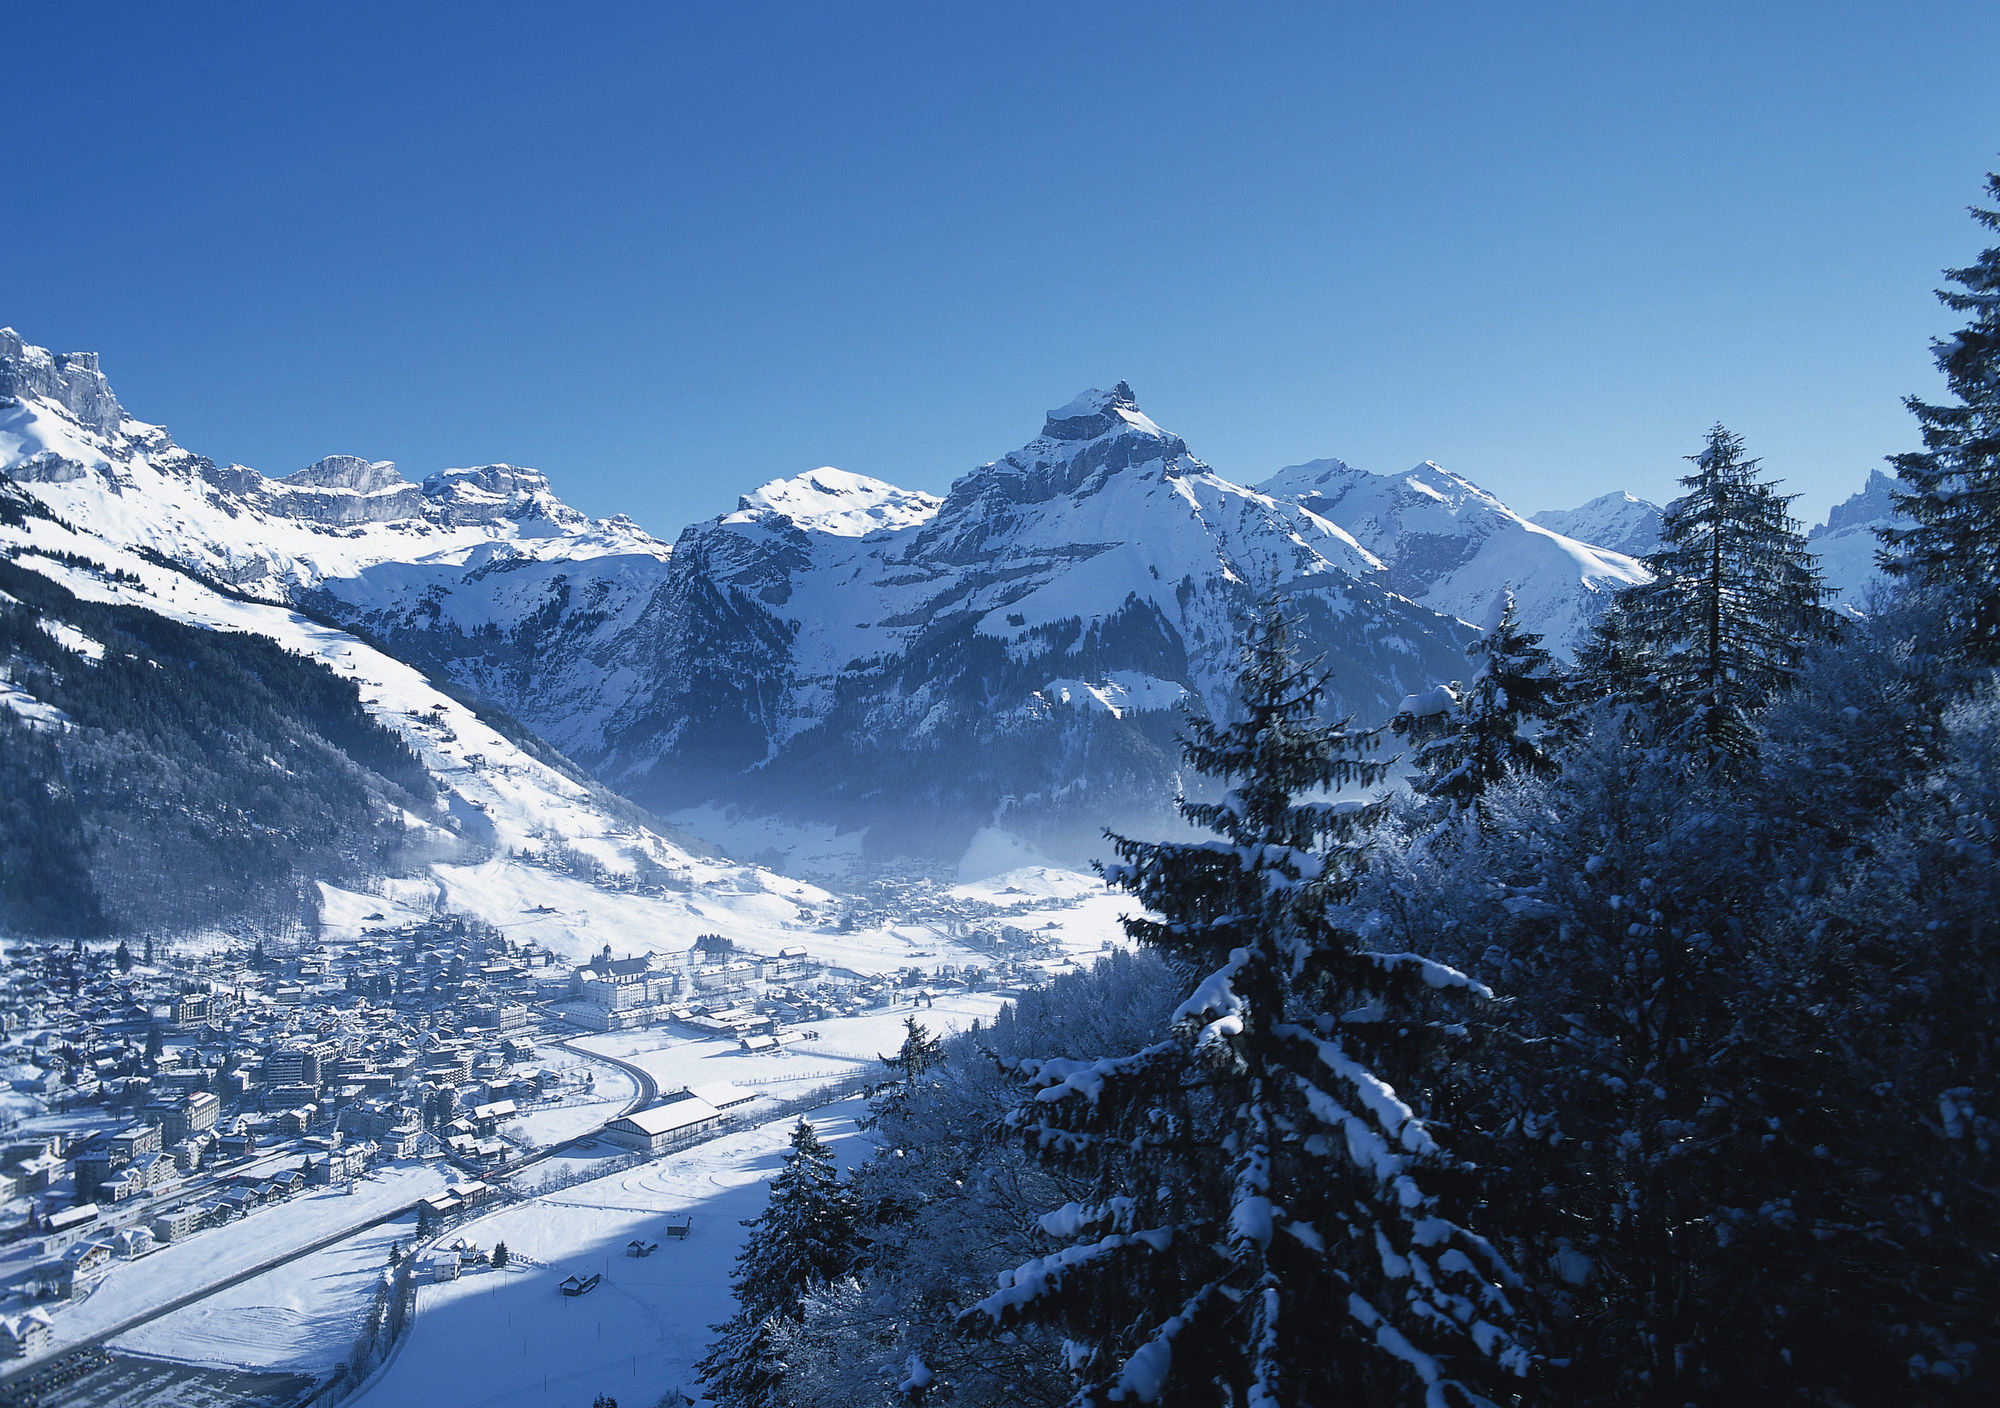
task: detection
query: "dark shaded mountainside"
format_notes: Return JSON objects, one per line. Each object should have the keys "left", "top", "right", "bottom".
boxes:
{"left": 0, "top": 487, "right": 444, "bottom": 936}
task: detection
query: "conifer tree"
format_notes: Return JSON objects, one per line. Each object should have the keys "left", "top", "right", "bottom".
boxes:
{"left": 870, "top": 1017, "right": 946, "bottom": 1125}
{"left": 1621, "top": 425, "right": 1836, "bottom": 759}
{"left": 1881, "top": 170, "right": 2000, "bottom": 663}
{"left": 966, "top": 599, "right": 1525, "bottom": 1407}
{"left": 1394, "top": 590, "right": 1564, "bottom": 828}
{"left": 701, "top": 1119, "right": 862, "bottom": 1408}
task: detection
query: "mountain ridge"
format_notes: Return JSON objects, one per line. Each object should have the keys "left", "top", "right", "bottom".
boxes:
{"left": 2, "top": 327, "right": 1902, "bottom": 865}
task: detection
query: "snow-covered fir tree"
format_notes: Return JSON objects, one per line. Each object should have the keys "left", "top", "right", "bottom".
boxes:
{"left": 1392, "top": 589, "right": 1564, "bottom": 830}
{"left": 964, "top": 599, "right": 1527, "bottom": 1407}
{"left": 1619, "top": 425, "right": 1837, "bottom": 760}
{"left": 763, "top": 955, "right": 1186, "bottom": 1408}
{"left": 1881, "top": 170, "right": 2000, "bottom": 663}
{"left": 700, "top": 1119, "right": 862, "bottom": 1408}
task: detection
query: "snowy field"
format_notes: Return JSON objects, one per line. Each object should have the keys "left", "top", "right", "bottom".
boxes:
{"left": 574, "top": 989, "right": 1014, "bottom": 1100}
{"left": 357, "top": 1099, "right": 874, "bottom": 1408}
{"left": 19, "top": 1162, "right": 449, "bottom": 1363}
{"left": 507, "top": 1046, "right": 638, "bottom": 1151}
{"left": 112, "top": 1211, "right": 413, "bottom": 1374}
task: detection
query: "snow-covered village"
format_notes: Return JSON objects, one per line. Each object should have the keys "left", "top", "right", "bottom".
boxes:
{"left": 4, "top": 7, "right": 1999, "bottom": 1407}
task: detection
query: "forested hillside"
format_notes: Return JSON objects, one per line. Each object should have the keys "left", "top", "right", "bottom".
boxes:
{"left": 695, "top": 176, "right": 2000, "bottom": 1407}
{"left": 0, "top": 502, "right": 446, "bottom": 937}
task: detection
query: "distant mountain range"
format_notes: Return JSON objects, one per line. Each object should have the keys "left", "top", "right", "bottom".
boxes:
{"left": 0, "top": 329, "right": 1900, "bottom": 864}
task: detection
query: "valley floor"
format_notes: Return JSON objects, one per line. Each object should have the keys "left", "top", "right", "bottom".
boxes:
{"left": 355, "top": 1095, "right": 875, "bottom": 1408}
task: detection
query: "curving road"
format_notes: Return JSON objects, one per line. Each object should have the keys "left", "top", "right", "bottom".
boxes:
{"left": 0, "top": 1037, "right": 660, "bottom": 1390}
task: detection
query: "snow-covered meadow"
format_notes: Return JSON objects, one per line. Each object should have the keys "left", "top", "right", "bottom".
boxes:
{"left": 357, "top": 1099, "right": 874, "bottom": 1408}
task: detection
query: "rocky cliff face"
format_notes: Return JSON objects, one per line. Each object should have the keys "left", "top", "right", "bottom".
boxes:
{"left": 0, "top": 327, "right": 123, "bottom": 437}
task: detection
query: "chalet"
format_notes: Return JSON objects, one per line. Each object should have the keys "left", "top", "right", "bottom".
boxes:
{"left": 469, "top": 1099, "right": 516, "bottom": 1133}
{"left": 558, "top": 1272, "right": 601, "bottom": 1296}
{"left": 447, "top": 1180, "right": 494, "bottom": 1206}
{"left": 61, "top": 1239, "right": 114, "bottom": 1277}
{"left": 218, "top": 1187, "right": 258, "bottom": 1217}
{"left": 110, "top": 1225, "right": 155, "bottom": 1259}
{"left": 625, "top": 1239, "right": 658, "bottom": 1257}
{"left": 418, "top": 1252, "right": 460, "bottom": 1282}
{"left": 308, "top": 1144, "right": 370, "bottom": 1185}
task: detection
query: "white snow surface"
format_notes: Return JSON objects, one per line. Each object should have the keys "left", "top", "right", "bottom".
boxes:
{"left": 1528, "top": 491, "right": 1664, "bottom": 558}
{"left": 111, "top": 1211, "right": 414, "bottom": 1374}
{"left": 729, "top": 466, "right": 942, "bottom": 537}
{"left": 27, "top": 1163, "right": 450, "bottom": 1363}
{"left": 0, "top": 506, "right": 838, "bottom": 964}
{"left": 1259, "top": 458, "right": 1652, "bottom": 659}
{"left": 356, "top": 1099, "right": 875, "bottom": 1408}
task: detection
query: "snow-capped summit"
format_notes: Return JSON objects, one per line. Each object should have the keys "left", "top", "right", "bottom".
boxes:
{"left": 1529, "top": 491, "right": 1664, "bottom": 558}
{"left": 1259, "top": 456, "right": 1650, "bottom": 657}
{"left": 929, "top": 382, "right": 1196, "bottom": 519}
{"left": 0, "top": 329, "right": 666, "bottom": 590}
{"left": 730, "top": 467, "right": 942, "bottom": 537}
{"left": 1040, "top": 381, "right": 1167, "bottom": 442}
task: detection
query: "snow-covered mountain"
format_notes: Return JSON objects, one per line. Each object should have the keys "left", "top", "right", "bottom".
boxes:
{"left": 0, "top": 326, "right": 667, "bottom": 594}
{"left": 1258, "top": 457, "right": 1652, "bottom": 658}
{"left": 319, "top": 382, "right": 1478, "bottom": 858}
{"left": 1528, "top": 491, "right": 1664, "bottom": 558}
{"left": 3, "top": 327, "right": 1688, "bottom": 864}
{"left": 0, "top": 476, "right": 837, "bottom": 955}
{"left": 1808, "top": 469, "right": 1905, "bottom": 616}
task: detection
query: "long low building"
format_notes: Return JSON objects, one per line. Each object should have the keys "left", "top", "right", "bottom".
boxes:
{"left": 599, "top": 1093, "right": 723, "bottom": 1154}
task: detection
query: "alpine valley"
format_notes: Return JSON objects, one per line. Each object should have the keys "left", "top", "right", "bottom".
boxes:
{"left": 0, "top": 329, "right": 1893, "bottom": 870}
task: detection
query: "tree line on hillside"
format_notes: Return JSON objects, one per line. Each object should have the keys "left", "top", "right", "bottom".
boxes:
{"left": 0, "top": 547, "right": 452, "bottom": 937}
{"left": 690, "top": 173, "right": 2000, "bottom": 1405}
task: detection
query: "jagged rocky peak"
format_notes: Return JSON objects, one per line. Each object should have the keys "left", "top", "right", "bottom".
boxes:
{"left": 1815, "top": 468, "right": 1900, "bottom": 537}
{"left": 941, "top": 381, "right": 1197, "bottom": 516}
{"left": 1040, "top": 381, "right": 1162, "bottom": 442}
{"left": 732, "top": 467, "right": 941, "bottom": 537}
{"left": 0, "top": 327, "right": 125, "bottom": 437}
{"left": 281, "top": 455, "right": 409, "bottom": 494}
{"left": 426, "top": 463, "right": 554, "bottom": 497}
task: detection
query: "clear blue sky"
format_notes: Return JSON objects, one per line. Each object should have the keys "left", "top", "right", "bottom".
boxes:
{"left": 7, "top": 2, "right": 1997, "bottom": 531}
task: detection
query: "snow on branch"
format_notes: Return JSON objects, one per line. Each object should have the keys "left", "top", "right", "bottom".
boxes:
{"left": 1361, "top": 950, "right": 1495, "bottom": 998}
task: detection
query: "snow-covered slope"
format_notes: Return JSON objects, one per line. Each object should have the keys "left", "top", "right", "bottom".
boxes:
{"left": 1258, "top": 457, "right": 1651, "bottom": 658}
{"left": 0, "top": 483, "right": 829, "bottom": 958}
{"left": 4, "top": 328, "right": 1666, "bottom": 864}
{"left": 1808, "top": 469, "right": 1905, "bottom": 616}
{"left": 0, "top": 327, "right": 668, "bottom": 595}
{"left": 1529, "top": 491, "right": 1664, "bottom": 558}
